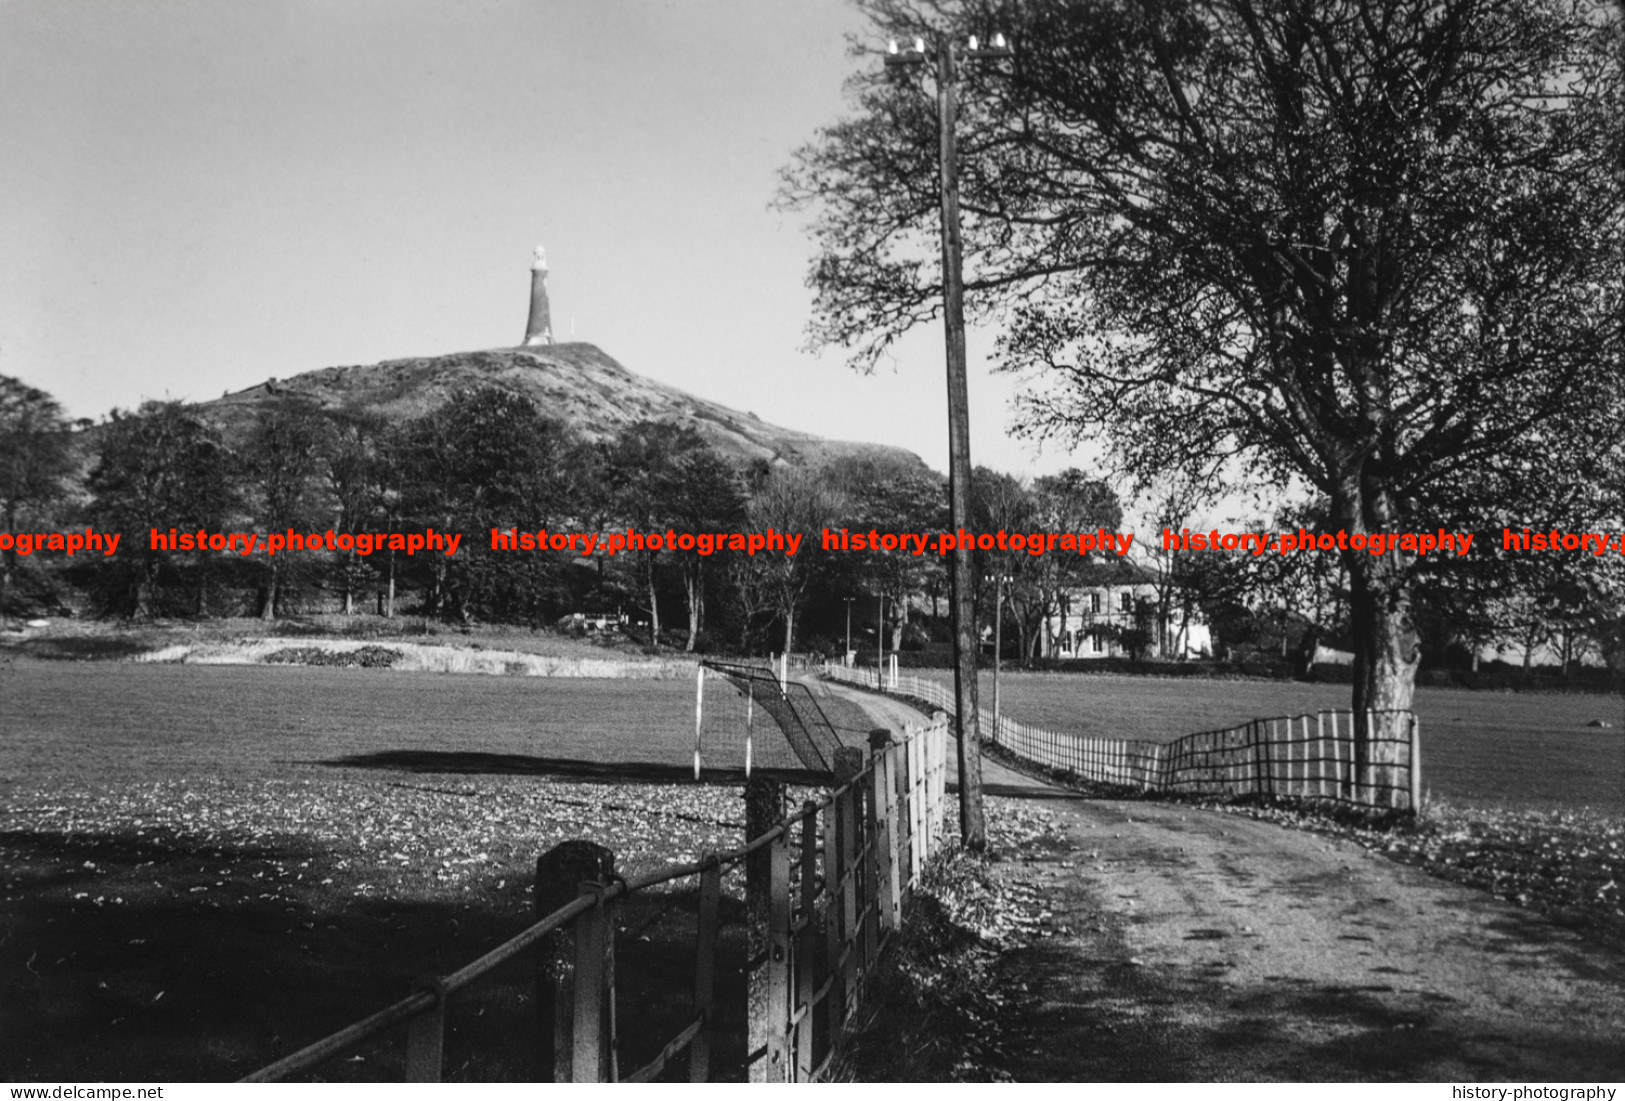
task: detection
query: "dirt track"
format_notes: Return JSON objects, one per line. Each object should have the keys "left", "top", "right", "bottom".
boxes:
{"left": 822, "top": 679, "right": 1625, "bottom": 1081}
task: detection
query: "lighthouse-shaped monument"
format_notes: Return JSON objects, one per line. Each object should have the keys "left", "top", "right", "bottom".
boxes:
{"left": 523, "top": 244, "right": 553, "bottom": 346}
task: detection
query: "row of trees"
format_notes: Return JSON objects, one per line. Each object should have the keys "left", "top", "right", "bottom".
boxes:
{"left": 1175, "top": 496, "right": 1625, "bottom": 675}
{"left": 0, "top": 373, "right": 1140, "bottom": 657}
{"left": 6, "top": 369, "right": 1621, "bottom": 669}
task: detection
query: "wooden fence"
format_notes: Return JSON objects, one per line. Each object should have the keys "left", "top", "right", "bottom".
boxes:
{"left": 241, "top": 718, "right": 949, "bottom": 1083}
{"left": 823, "top": 663, "right": 1421, "bottom": 811}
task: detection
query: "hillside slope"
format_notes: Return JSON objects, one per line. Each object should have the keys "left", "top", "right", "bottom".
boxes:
{"left": 198, "top": 342, "right": 916, "bottom": 468}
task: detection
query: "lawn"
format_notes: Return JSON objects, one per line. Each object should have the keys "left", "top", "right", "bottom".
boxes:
{"left": 922, "top": 670, "right": 1625, "bottom": 811}
{"left": 0, "top": 660, "right": 871, "bottom": 781}
{"left": 0, "top": 658, "right": 879, "bottom": 1082}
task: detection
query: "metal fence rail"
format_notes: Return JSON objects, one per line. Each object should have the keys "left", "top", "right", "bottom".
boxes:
{"left": 241, "top": 717, "right": 949, "bottom": 1084}
{"left": 822, "top": 663, "right": 1420, "bottom": 811}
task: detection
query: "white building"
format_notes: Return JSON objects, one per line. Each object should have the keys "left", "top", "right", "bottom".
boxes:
{"left": 1045, "top": 569, "right": 1212, "bottom": 661}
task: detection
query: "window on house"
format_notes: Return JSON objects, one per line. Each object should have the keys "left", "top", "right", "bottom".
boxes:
{"left": 1089, "top": 592, "right": 1101, "bottom": 614}
{"left": 1091, "top": 633, "right": 1103, "bottom": 653}
{"left": 1120, "top": 592, "right": 1132, "bottom": 612}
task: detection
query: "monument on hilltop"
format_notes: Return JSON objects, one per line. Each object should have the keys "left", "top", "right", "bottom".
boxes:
{"left": 523, "top": 245, "right": 553, "bottom": 346}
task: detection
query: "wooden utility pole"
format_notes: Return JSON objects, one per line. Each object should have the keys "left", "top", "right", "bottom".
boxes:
{"left": 934, "top": 36, "right": 986, "bottom": 850}
{"left": 885, "top": 32, "right": 1008, "bottom": 851}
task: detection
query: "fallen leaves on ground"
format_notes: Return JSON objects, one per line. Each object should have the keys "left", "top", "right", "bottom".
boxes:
{"left": 832, "top": 798, "right": 1070, "bottom": 1082}
{"left": 1193, "top": 797, "right": 1624, "bottom": 943}
{"left": 0, "top": 774, "right": 750, "bottom": 917}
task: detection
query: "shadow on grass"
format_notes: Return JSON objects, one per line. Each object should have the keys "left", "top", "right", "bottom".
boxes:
{"left": 11, "top": 636, "right": 156, "bottom": 661}
{"left": 1, "top": 828, "right": 750, "bottom": 1083}
{"left": 321, "top": 749, "right": 827, "bottom": 787}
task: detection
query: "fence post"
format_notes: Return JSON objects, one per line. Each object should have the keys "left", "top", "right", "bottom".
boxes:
{"left": 1267, "top": 719, "right": 1278, "bottom": 796}
{"left": 1329, "top": 711, "right": 1344, "bottom": 797}
{"left": 1252, "top": 720, "right": 1264, "bottom": 797}
{"left": 404, "top": 982, "right": 446, "bottom": 1082}
{"left": 795, "top": 800, "right": 820, "bottom": 1081}
{"left": 1408, "top": 714, "right": 1423, "bottom": 814}
{"left": 884, "top": 742, "right": 904, "bottom": 924}
{"left": 690, "top": 857, "right": 721, "bottom": 1082}
{"left": 535, "top": 840, "right": 615, "bottom": 1082}
{"left": 746, "top": 777, "right": 789, "bottom": 1083}
{"left": 907, "top": 733, "right": 924, "bottom": 879}
{"left": 1315, "top": 712, "right": 1326, "bottom": 798}
{"left": 694, "top": 664, "right": 705, "bottom": 780}
{"left": 826, "top": 748, "right": 863, "bottom": 1047}
{"left": 931, "top": 719, "right": 947, "bottom": 835}
{"left": 1362, "top": 709, "right": 1374, "bottom": 806}
{"left": 835, "top": 747, "right": 867, "bottom": 1009}
{"left": 568, "top": 881, "right": 615, "bottom": 1082}
{"left": 1290, "top": 715, "right": 1302, "bottom": 797}
{"left": 866, "top": 730, "right": 897, "bottom": 941}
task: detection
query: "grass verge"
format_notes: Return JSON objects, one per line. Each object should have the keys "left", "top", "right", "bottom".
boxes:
{"left": 830, "top": 797, "right": 1069, "bottom": 1083}
{"left": 830, "top": 850, "right": 1019, "bottom": 1083}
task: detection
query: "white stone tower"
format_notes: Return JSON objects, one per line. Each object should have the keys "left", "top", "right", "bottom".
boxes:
{"left": 523, "top": 245, "right": 553, "bottom": 346}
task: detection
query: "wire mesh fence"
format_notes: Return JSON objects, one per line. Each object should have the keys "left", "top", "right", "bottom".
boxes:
{"left": 823, "top": 663, "right": 1421, "bottom": 810}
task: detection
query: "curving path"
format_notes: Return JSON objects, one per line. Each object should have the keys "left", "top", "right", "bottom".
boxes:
{"left": 819, "top": 677, "right": 1625, "bottom": 1081}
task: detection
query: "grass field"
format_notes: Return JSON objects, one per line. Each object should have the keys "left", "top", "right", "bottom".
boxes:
{"left": 1, "top": 659, "right": 876, "bottom": 1081}
{"left": 2, "top": 655, "right": 1619, "bottom": 1080}
{"left": 921, "top": 670, "right": 1625, "bottom": 812}
{"left": 0, "top": 660, "right": 882, "bottom": 782}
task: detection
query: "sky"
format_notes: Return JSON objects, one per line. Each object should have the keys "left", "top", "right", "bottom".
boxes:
{"left": 0, "top": 0, "right": 1088, "bottom": 481}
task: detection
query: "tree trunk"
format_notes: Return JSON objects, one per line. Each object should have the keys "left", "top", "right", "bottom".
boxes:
{"left": 1341, "top": 501, "right": 1421, "bottom": 802}
{"left": 1, "top": 502, "right": 13, "bottom": 586}
{"left": 261, "top": 564, "right": 279, "bottom": 621}
{"left": 782, "top": 605, "right": 795, "bottom": 657}
{"left": 133, "top": 562, "right": 153, "bottom": 619}
{"left": 646, "top": 569, "right": 661, "bottom": 648}
{"left": 684, "top": 567, "right": 702, "bottom": 653}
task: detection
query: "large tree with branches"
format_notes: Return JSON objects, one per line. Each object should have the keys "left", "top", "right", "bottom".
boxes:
{"left": 783, "top": 0, "right": 1623, "bottom": 767}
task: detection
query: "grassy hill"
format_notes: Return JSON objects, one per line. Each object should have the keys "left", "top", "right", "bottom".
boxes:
{"left": 197, "top": 342, "right": 918, "bottom": 468}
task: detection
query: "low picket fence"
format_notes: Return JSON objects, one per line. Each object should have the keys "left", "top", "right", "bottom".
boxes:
{"left": 241, "top": 718, "right": 948, "bottom": 1083}
{"left": 823, "top": 663, "right": 1421, "bottom": 811}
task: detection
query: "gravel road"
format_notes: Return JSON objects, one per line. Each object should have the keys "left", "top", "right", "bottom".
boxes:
{"left": 821, "top": 678, "right": 1625, "bottom": 1081}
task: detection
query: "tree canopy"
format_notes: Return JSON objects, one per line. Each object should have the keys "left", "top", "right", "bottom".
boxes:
{"left": 0, "top": 375, "right": 77, "bottom": 598}
{"left": 782, "top": 0, "right": 1625, "bottom": 729}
